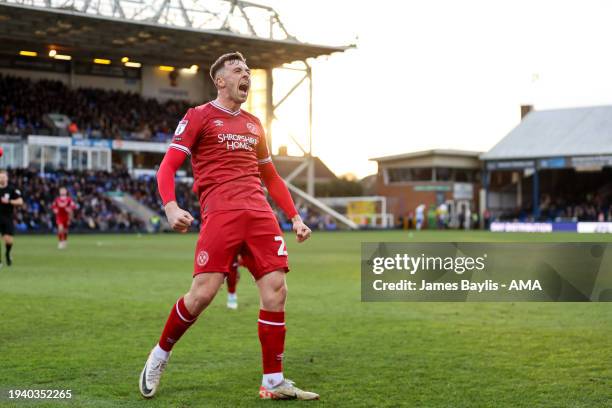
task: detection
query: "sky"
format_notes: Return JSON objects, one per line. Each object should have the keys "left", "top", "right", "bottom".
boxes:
{"left": 254, "top": 0, "right": 612, "bottom": 178}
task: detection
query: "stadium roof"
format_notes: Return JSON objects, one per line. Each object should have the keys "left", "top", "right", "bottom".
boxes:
{"left": 481, "top": 105, "right": 612, "bottom": 161}
{"left": 370, "top": 149, "right": 482, "bottom": 163}
{"left": 0, "top": 1, "right": 348, "bottom": 69}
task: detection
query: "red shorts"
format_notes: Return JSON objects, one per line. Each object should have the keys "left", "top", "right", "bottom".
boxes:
{"left": 194, "top": 209, "right": 289, "bottom": 280}
{"left": 56, "top": 216, "right": 69, "bottom": 229}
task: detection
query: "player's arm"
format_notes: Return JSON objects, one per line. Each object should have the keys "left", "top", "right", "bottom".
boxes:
{"left": 10, "top": 189, "right": 23, "bottom": 206}
{"left": 255, "top": 120, "right": 310, "bottom": 243}
{"left": 67, "top": 199, "right": 76, "bottom": 219}
{"left": 157, "top": 108, "right": 199, "bottom": 233}
{"left": 259, "top": 160, "right": 311, "bottom": 243}
{"left": 157, "top": 149, "right": 194, "bottom": 233}
{"left": 67, "top": 200, "right": 75, "bottom": 214}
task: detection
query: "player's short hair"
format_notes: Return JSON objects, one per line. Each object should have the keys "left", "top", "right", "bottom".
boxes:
{"left": 0, "top": 170, "right": 7, "bottom": 175}
{"left": 209, "top": 52, "right": 246, "bottom": 82}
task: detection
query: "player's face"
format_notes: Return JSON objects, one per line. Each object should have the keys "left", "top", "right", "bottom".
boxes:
{"left": 219, "top": 60, "right": 251, "bottom": 104}
{"left": 0, "top": 173, "right": 7, "bottom": 186}
{"left": 60, "top": 188, "right": 67, "bottom": 197}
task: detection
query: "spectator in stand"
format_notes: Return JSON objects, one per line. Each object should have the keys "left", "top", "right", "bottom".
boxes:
{"left": 324, "top": 215, "right": 337, "bottom": 231}
{"left": 68, "top": 122, "right": 79, "bottom": 135}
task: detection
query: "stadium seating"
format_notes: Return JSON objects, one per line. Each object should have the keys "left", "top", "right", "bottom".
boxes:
{"left": 496, "top": 192, "right": 612, "bottom": 223}
{"left": 0, "top": 74, "right": 189, "bottom": 141}
{"left": 7, "top": 167, "right": 343, "bottom": 233}
{"left": 10, "top": 169, "right": 200, "bottom": 233}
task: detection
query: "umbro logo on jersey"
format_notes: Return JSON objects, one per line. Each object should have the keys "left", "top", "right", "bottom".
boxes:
{"left": 214, "top": 119, "right": 224, "bottom": 127}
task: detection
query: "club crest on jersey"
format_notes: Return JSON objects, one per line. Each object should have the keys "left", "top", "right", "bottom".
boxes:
{"left": 246, "top": 122, "right": 258, "bottom": 135}
{"left": 197, "top": 251, "right": 209, "bottom": 266}
{"left": 174, "top": 120, "right": 188, "bottom": 136}
{"left": 214, "top": 119, "right": 224, "bottom": 127}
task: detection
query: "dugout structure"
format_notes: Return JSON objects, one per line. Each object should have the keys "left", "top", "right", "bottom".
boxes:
{"left": 480, "top": 105, "right": 612, "bottom": 222}
{"left": 0, "top": 0, "right": 358, "bottom": 228}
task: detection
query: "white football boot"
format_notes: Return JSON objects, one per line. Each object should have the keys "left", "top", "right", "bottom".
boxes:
{"left": 226, "top": 293, "right": 238, "bottom": 309}
{"left": 139, "top": 349, "right": 170, "bottom": 398}
{"left": 259, "top": 379, "right": 319, "bottom": 400}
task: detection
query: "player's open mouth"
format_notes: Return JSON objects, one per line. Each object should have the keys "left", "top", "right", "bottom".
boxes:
{"left": 238, "top": 83, "right": 249, "bottom": 93}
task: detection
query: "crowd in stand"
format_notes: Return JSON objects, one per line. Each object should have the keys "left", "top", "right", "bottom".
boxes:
{"left": 126, "top": 174, "right": 200, "bottom": 230}
{"left": 0, "top": 74, "right": 189, "bottom": 141}
{"left": 7, "top": 167, "right": 342, "bottom": 234}
{"left": 0, "top": 74, "right": 343, "bottom": 232}
{"left": 274, "top": 202, "right": 337, "bottom": 232}
{"left": 497, "top": 192, "right": 612, "bottom": 222}
{"left": 8, "top": 166, "right": 612, "bottom": 233}
{"left": 11, "top": 169, "right": 147, "bottom": 233}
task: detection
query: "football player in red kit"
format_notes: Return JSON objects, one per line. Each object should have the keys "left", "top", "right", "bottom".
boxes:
{"left": 139, "top": 52, "right": 317, "bottom": 400}
{"left": 51, "top": 187, "right": 76, "bottom": 249}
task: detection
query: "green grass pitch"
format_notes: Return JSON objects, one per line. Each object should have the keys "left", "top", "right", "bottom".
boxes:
{"left": 1, "top": 231, "right": 611, "bottom": 407}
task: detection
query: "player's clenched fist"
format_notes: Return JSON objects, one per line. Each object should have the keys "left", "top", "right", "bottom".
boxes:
{"left": 291, "top": 215, "right": 311, "bottom": 243}
{"left": 164, "top": 201, "right": 194, "bottom": 233}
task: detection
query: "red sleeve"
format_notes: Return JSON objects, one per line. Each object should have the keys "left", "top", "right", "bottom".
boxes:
{"left": 157, "top": 148, "right": 188, "bottom": 205}
{"left": 168, "top": 108, "right": 200, "bottom": 156}
{"left": 51, "top": 198, "right": 58, "bottom": 212}
{"left": 259, "top": 161, "right": 298, "bottom": 219}
{"left": 254, "top": 119, "right": 296, "bottom": 218}
{"left": 255, "top": 119, "right": 272, "bottom": 166}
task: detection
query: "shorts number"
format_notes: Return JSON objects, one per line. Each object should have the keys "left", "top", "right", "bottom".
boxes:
{"left": 274, "top": 236, "right": 288, "bottom": 256}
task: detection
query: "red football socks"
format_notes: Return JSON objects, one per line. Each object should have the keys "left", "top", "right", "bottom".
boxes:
{"left": 158, "top": 297, "right": 197, "bottom": 352}
{"left": 258, "top": 310, "right": 286, "bottom": 375}
{"left": 227, "top": 271, "right": 238, "bottom": 294}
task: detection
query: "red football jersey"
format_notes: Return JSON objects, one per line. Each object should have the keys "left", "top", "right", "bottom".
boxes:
{"left": 52, "top": 196, "right": 76, "bottom": 218}
{"left": 168, "top": 101, "right": 273, "bottom": 213}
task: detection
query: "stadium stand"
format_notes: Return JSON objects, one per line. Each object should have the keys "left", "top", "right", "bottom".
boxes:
{"left": 0, "top": 74, "right": 189, "bottom": 141}
{"left": 497, "top": 193, "right": 612, "bottom": 223}
{"left": 7, "top": 166, "right": 344, "bottom": 233}
{"left": 11, "top": 169, "right": 149, "bottom": 232}
{"left": 481, "top": 105, "right": 612, "bottom": 223}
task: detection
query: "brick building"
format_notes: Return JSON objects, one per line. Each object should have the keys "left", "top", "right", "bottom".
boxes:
{"left": 371, "top": 149, "right": 482, "bottom": 226}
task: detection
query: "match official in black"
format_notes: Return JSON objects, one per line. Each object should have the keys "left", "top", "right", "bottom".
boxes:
{"left": 0, "top": 170, "right": 23, "bottom": 267}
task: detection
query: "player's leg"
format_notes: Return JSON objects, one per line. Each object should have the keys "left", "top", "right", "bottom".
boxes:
{"left": 244, "top": 210, "right": 318, "bottom": 400}
{"left": 226, "top": 261, "right": 240, "bottom": 309}
{"left": 256, "top": 270, "right": 287, "bottom": 386}
{"left": 140, "top": 272, "right": 225, "bottom": 398}
{"left": 64, "top": 221, "right": 70, "bottom": 244}
{"left": 62, "top": 220, "right": 70, "bottom": 248}
{"left": 4, "top": 234, "right": 13, "bottom": 266}
{"left": 255, "top": 271, "right": 318, "bottom": 400}
{"left": 158, "top": 272, "right": 225, "bottom": 354}
{"left": 140, "top": 210, "right": 241, "bottom": 398}
{"left": 0, "top": 221, "right": 5, "bottom": 268}
{"left": 57, "top": 222, "right": 65, "bottom": 249}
